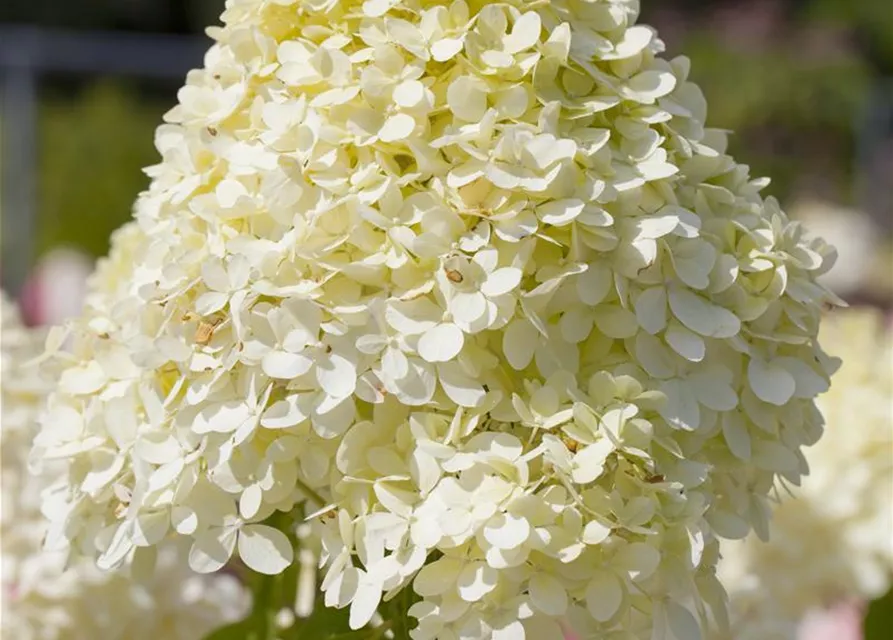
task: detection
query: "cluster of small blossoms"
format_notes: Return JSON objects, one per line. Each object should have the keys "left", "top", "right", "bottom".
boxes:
{"left": 716, "top": 308, "right": 893, "bottom": 640}
{"left": 2, "top": 295, "right": 249, "bottom": 639}
{"left": 36, "top": 0, "right": 839, "bottom": 638}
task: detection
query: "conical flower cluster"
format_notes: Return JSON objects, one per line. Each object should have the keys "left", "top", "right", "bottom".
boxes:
{"left": 2, "top": 295, "right": 249, "bottom": 639}
{"left": 716, "top": 308, "right": 893, "bottom": 640}
{"left": 35, "top": 1, "right": 838, "bottom": 637}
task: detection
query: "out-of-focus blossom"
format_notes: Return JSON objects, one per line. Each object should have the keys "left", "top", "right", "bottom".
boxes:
{"left": 35, "top": 1, "right": 839, "bottom": 638}
{"left": 1, "top": 294, "right": 249, "bottom": 639}
{"left": 560, "top": 620, "right": 584, "bottom": 640}
{"left": 797, "top": 601, "right": 864, "bottom": 640}
{"left": 717, "top": 308, "right": 893, "bottom": 640}
{"left": 19, "top": 247, "right": 93, "bottom": 326}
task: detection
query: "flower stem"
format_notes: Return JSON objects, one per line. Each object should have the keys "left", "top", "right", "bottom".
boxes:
{"left": 248, "top": 571, "right": 278, "bottom": 640}
{"left": 294, "top": 476, "right": 328, "bottom": 508}
{"left": 386, "top": 587, "right": 415, "bottom": 640}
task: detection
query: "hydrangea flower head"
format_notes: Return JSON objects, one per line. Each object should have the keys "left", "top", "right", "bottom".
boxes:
{"left": 36, "top": 1, "right": 839, "bottom": 637}
{"left": 2, "top": 294, "right": 249, "bottom": 639}
{"left": 716, "top": 308, "right": 893, "bottom": 640}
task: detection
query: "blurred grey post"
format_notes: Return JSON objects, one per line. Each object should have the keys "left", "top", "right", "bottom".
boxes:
{"left": 855, "top": 78, "right": 893, "bottom": 234}
{"left": 0, "top": 39, "right": 38, "bottom": 296}
{"left": 0, "top": 26, "right": 208, "bottom": 295}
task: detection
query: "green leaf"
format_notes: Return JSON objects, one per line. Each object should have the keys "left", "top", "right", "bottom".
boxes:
{"left": 201, "top": 620, "right": 259, "bottom": 640}
{"left": 286, "top": 601, "right": 353, "bottom": 639}
{"left": 865, "top": 586, "right": 893, "bottom": 640}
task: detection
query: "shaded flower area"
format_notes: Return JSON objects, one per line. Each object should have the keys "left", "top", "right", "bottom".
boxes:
{"left": 717, "top": 309, "right": 893, "bottom": 640}
{"left": 29, "top": 1, "right": 840, "bottom": 638}
{"left": 1, "top": 295, "right": 250, "bottom": 639}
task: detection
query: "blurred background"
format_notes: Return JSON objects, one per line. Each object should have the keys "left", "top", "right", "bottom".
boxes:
{"left": 0, "top": 1, "right": 890, "bottom": 637}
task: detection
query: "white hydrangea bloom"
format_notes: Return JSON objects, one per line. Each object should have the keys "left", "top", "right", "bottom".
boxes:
{"left": 1, "top": 295, "right": 249, "bottom": 639}
{"left": 36, "top": 1, "right": 839, "bottom": 638}
{"left": 716, "top": 308, "right": 893, "bottom": 640}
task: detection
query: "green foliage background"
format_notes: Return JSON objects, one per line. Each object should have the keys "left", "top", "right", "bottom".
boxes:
{"left": 36, "top": 83, "right": 161, "bottom": 258}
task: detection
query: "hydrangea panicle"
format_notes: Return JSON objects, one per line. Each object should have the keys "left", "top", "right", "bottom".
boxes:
{"left": 35, "top": 1, "right": 838, "bottom": 638}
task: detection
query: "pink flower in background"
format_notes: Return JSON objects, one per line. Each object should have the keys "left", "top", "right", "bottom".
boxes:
{"left": 798, "top": 601, "right": 865, "bottom": 640}
{"left": 20, "top": 248, "right": 93, "bottom": 326}
{"left": 560, "top": 620, "right": 582, "bottom": 640}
